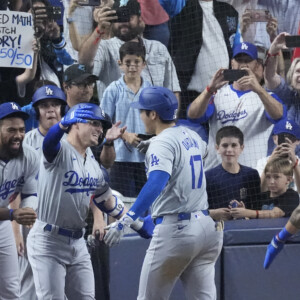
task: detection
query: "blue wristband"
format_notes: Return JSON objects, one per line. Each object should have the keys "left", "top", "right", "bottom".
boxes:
{"left": 9, "top": 209, "right": 14, "bottom": 221}
{"left": 278, "top": 227, "right": 293, "bottom": 241}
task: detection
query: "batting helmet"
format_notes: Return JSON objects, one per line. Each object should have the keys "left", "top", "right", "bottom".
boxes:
{"left": 130, "top": 86, "right": 178, "bottom": 121}
{"left": 32, "top": 85, "right": 66, "bottom": 107}
{"left": 68, "top": 103, "right": 112, "bottom": 130}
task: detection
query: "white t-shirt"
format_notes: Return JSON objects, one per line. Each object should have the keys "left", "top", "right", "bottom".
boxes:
{"left": 187, "top": 0, "right": 229, "bottom": 92}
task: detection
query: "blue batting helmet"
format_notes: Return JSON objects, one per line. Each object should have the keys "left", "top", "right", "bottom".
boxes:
{"left": 68, "top": 103, "right": 112, "bottom": 130}
{"left": 32, "top": 85, "right": 66, "bottom": 107}
{"left": 130, "top": 86, "right": 178, "bottom": 121}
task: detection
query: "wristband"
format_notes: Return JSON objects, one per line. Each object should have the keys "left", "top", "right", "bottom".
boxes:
{"left": 267, "top": 52, "right": 280, "bottom": 57}
{"left": 105, "top": 141, "right": 114, "bottom": 147}
{"left": 9, "top": 209, "right": 14, "bottom": 221}
{"left": 94, "top": 27, "right": 106, "bottom": 44}
{"left": 256, "top": 210, "right": 259, "bottom": 219}
{"left": 206, "top": 85, "right": 216, "bottom": 95}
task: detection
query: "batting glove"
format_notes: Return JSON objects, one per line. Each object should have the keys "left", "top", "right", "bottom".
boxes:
{"left": 264, "top": 234, "right": 285, "bottom": 269}
{"left": 104, "top": 214, "right": 134, "bottom": 247}
{"left": 60, "top": 106, "right": 95, "bottom": 128}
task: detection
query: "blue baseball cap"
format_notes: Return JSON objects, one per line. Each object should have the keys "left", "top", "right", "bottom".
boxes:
{"left": 273, "top": 119, "right": 300, "bottom": 139}
{"left": 0, "top": 102, "right": 29, "bottom": 120}
{"left": 233, "top": 42, "right": 258, "bottom": 60}
{"left": 67, "top": 103, "right": 112, "bottom": 130}
{"left": 32, "top": 85, "right": 66, "bottom": 107}
{"left": 130, "top": 86, "right": 178, "bottom": 121}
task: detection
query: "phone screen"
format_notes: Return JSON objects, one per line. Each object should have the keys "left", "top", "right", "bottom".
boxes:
{"left": 285, "top": 36, "right": 300, "bottom": 48}
{"left": 223, "top": 70, "right": 247, "bottom": 82}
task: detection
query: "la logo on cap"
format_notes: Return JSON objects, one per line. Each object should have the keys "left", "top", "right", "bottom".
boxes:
{"left": 11, "top": 103, "right": 19, "bottom": 110}
{"left": 45, "top": 86, "right": 53, "bottom": 96}
{"left": 241, "top": 43, "right": 248, "bottom": 50}
{"left": 285, "top": 121, "right": 293, "bottom": 130}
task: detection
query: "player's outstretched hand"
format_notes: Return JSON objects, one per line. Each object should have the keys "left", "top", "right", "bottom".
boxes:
{"left": 104, "top": 214, "right": 134, "bottom": 247}
{"left": 61, "top": 106, "right": 95, "bottom": 128}
{"left": 132, "top": 215, "right": 154, "bottom": 239}
{"left": 13, "top": 208, "right": 37, "bottom": 226}
{"left": 264, "top": 234, "right": 285, "bottom": 269}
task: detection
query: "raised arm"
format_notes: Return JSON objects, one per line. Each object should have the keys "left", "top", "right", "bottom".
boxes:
{"left": 264, "top": 32, "right": 289, "bottom": 90}
{"left": 78, "top": 5, "right": 116, "bottom": 67}
{"left": 188, "top": 68, "right": 227, "bottom": 119}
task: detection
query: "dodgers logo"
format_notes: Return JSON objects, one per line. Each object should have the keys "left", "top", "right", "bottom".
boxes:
{"left": 217, "top": 109, "right": 248, "bottom": 124}
{"left": 0, "top": 176, "right": 24, "bottom": 200}
{"left": 63, "top": 170, "right": 100, "bottom": 196}
{"left": 285, "top": 121, "right": 293, "bottom": 130}
{"left": 11, "top": 102, "right": 19, "bottom": 110}
{"left": 150, "top": 154, "right": 159, "bottom": 167}
{"left": 45, "top": 86, "right": 53, "bottom": 96}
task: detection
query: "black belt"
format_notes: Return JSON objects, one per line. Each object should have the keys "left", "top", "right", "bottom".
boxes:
{"left": 44, "top": 224, "right": 83, "bottom": 239}
{"left": 154, "top": 210, "right": 209, "bottom": 225}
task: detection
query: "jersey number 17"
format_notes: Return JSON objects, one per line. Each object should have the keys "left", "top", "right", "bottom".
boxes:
{"left": 189, "top": 155, "right": 203, "bottom": 189}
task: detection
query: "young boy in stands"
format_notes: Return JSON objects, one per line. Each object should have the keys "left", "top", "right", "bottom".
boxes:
{"left": 231, "top": 157, "right": 299, "bottom": 219}
{"left": 206, "top": 126, "right": 261, "bottom": 221}
{"left": 100, "top": 41, "right": 152, "bottom": 197}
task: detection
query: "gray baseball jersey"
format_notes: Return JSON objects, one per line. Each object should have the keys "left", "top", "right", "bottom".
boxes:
{"left": 0, "top": 143, "right": 39, "bottom": 300}
{"left": 145, "top": 125, "right": 208, "bottom": 218}
{"left": 137, "top": 125, "right": 223, "bottom": 300}
{"left": 0, "top": 143, "right": 39, "bottom": 208}
{"left": 37, "top": 139, "right": 110, "bottom": 229}
{"left": 27, "top": 139, "right": 110, "bottom": 299}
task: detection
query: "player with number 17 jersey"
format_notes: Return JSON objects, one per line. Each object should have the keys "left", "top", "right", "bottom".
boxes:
{"left": 146, "top": 126, "right": 208, "bottom": 218}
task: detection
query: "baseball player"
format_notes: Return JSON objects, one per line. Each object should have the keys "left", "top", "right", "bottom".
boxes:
{"left": 27, "top": 103, "right": 153, "bottom": 299}
{"left": 12, "top": 85, "right": 67, "bottom": 300}
{"left": 104, "top": 86, "right": 223, "bottom": 300}
{"left": 0, "top": 102, "right": 39, "bottom": 299}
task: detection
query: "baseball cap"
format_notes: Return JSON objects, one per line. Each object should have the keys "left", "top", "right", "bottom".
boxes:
{"left": 63, "top": 64, "right": 98, "bottom": 84}
{"left": 130, "top": 86, "right": 178, "bottom": 121}
{"left": 67, "top": 103, "right": 112, "bottom": 130}
{"left": 233, "top": 42, "right": 258, "bottom": 60}
{"left": 32, "top": 85, "right": 66, "bottom": 107}
{"left": 273, "top": 119, "right": 300, "bottom": 139}
{"left": 113, "top": 0, "right": 141, "bottom": 16}
{"left": 0, "top": 102, "right": 29, "bottom": 120}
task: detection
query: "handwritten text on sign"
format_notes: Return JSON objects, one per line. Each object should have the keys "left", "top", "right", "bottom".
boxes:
{"left": 0, "top": 11, "right": 34, "bottom": 68}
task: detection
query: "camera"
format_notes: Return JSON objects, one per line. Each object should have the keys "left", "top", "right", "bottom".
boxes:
{"left": 247, "top": 9, "right": 271, "bottom": 22}
{"left": 32, "top": 6, "right": 62, "bottom": 21}
{"left": 111, "top": 7, "right": 130, "bottom": 23}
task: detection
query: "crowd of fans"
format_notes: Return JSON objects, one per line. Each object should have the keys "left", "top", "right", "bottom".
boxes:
{"left": 1, "top": 0, "right": 300, "bottom": 298}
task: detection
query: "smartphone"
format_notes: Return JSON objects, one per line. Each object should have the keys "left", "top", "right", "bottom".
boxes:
{"left": 247, "top": 9, "right": 271, "bottom": 22}
{"left": 223, "top": 69, "right": 247, "bottom": 82}
{"left": 278, "top": 133, "right": 297, "bottom": 145}
{"left": 285, "top": 35, "right": 300, "bottom": 48}
{"left": 78, "top": 0, "right": 100, "bottom": 6}
{"left": 110, "top": 7, "right": 130, "bottom": 23}
{"left": 137, "top": 134, "right": 155, "bottom": 141}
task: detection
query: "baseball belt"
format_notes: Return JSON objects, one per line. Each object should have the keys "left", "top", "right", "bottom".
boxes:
{"left": 44, "top": 224, "right": 83, "bottom": 239}
{"left": 154, "top": 210, "right": 209, "bottom": 225}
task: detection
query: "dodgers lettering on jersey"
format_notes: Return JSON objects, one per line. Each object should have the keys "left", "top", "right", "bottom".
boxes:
{"left": 145, "top": 126, "right": 208, "bottom": 218}
{"left": 37, "top": 139, "right": 110, "bottom": 229}
{"left": 204, "top": 84, "right": 280, "bottom": 170}
{"left": 0, "top": 144, "right": 39, "bottom": 208}
{"left": 63, "top": 170, "right": 100, "bottom": 195}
